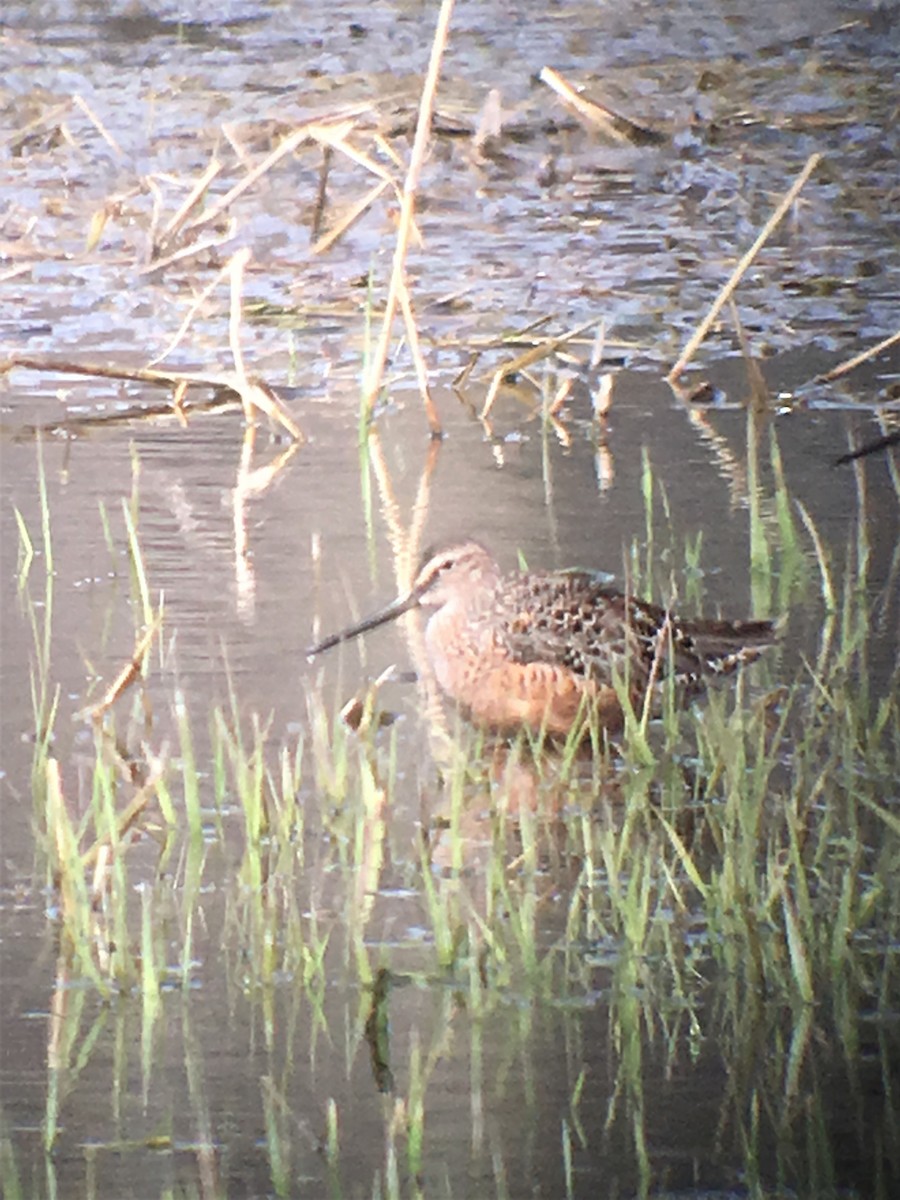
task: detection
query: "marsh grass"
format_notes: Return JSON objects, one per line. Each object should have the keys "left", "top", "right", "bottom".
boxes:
{"left": 13, "top": 426, "right": 899, "bottom": 1198}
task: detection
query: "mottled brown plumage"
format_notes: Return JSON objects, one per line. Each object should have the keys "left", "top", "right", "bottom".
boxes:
{"left": 308, "top": 541, "right": 777, "bottom": 738}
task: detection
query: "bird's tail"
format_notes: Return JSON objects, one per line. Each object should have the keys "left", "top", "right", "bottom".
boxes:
{"left": 677, "top": 616, "right": 779, "bottom": 676}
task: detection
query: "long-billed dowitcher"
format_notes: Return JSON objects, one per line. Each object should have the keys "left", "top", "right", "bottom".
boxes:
{"left": 307, "top": 541, "right": 777, "bottom": 738}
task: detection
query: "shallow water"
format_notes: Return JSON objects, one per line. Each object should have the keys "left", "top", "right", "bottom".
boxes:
{"left": 2, "top": 2, "right": 899, "bottom": 1198}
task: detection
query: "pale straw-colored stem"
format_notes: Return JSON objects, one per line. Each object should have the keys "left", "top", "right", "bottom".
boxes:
{"left": 362, "top": 0, "right": 455, "bottom": 432}
{"left": 668, "top": 152, "right": 821, "bottom": 381}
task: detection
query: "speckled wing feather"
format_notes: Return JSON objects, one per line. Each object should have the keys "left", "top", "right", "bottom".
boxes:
{"left": 493, "top": 571, "right": 775, "bottom": 689}
{"left": 493, "top": 572, "right": 648, "bottom": 686}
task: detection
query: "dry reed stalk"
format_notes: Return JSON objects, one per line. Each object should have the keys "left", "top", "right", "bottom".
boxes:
{"left": 172, "top": 378, "right": 189, "bottom": 425}
{"left": 226, "top": 247, "right": 304, "bottom": 439}
{"left": 814, "top": 327, "right": 900, "bottom": 382}
{"left": 157, "top": 157, "right": 223, "bottom": 246}
{"left": 182, "top": 117, "right": 359, "bottom": 235}
{"left": 311, "top": 178, "right": 390, "bottom": 255}
{"left": 373, "top": 132, "right": 407, "bottom": 171}
{"left": 548, "top": 411, "right": 572, "bottom": 449}
{"left": 148, "top": 256, "right": 233, "bottom": 365}
{"left": 221, "top": 122, "right": 259, "bottom": 172}
{"left": 313, "top": 123, "right": 401, "bottom": 190}
{"left": 46, "top": 758, "right": 80, "bottom": 923}
{"left": 83, "top": 786, "right": 156, "bottom": 872}
{"left": 48, "top": 960, "right": 70, "bottom": 1069}
{"left": 82, "top": 622, "right": 159, "bottom": 723}
{"left": 143, "top": 108, "right": 374, "bottom": 269}
{"left": 5, "top": 351, "right": 302, "bottom": 439}
{"left": 539, "top": 67, "right": 631, "bottom": 143}
{"left": 547, "top": 374, "right": 574, "bottom": 418}
{"left": 668, "top": 152, "right": 822, "bottom": 381}
{"left": 312, "top": 144, "right": 333, "bottom": 238}
{"left": 453, "top": 315, "right": 557, "bottom": 385}
{"left": 138, "top": 228, "right": 236, "bottom": 275}
{"left": 0, "top": 264, "right": 32, "bottom": 284}
{"left": 0, "top": 100, "right": 71, "bottom": 149}
{"left": 228, "top": 246, "right": 252, "bottom": 392}
{"left": 398, "top": 278, "right": 434, "bottom": 419}
{"left": 592, "top": 374, "right": 614, "bottom": 421}
{"left": 73, "top": 93, "right": 124, "bottom": 158}
{"left": 232, "top": 376, "right": 303, "bottom": 439}
{"left": 480, "top": 315, "right": 558, "bottom": 348}
{"left": 145, "top": 172, "right": 164, "bottom": 253}
{"left": 590, "top": 320, "right": 606, "bottom": 370}
{"left": 362, "top": 0, "right": 456, "bottom": 435}
{"left": 480, "top": 317, "right": 601, "bottom": 419}
{"left": 310, "top": 123, "right": 407, "bottom": 249}
{"left": 3, "top": 353, "right": 235, "bottom": 388}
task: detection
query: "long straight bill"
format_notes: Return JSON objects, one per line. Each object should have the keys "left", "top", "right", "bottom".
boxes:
{"left": 307, "top": 590, "right": 420, "bottom": 657}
